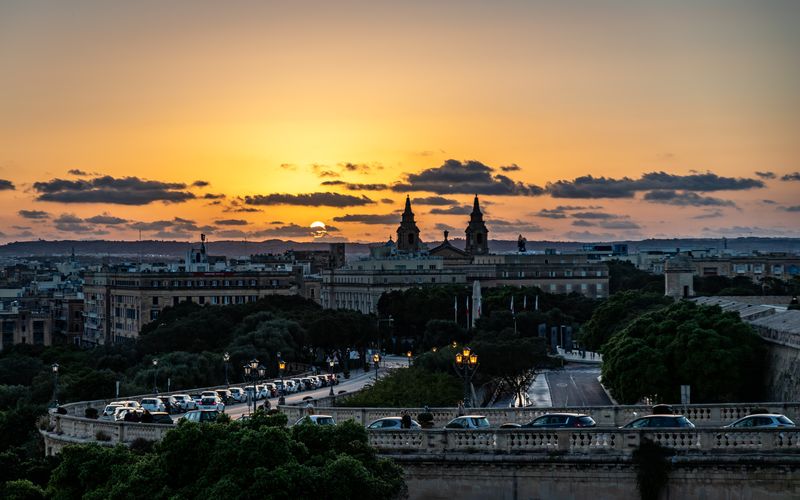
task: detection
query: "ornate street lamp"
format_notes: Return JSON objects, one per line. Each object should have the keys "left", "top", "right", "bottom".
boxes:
{"left": 453, "top": 347, "right": 479, "bottom": 407}
{"left": 223, "top": 352, "right": 230, "bottom": 388}
{"left": 278, "top": 353, "right": 286, "bottom": 405}
{"left": 328, "top": 358, "right": 335, "bottom": 397}
{"left": 372, "top": 352, "right": 381, "bottom": 382}
{"left": 406, "top": 350, "right": 413, "bottom": 367}
{"left": 51, "top": 363, "right": 60, "bottom": 407}
{"left": 152, "top": 358, "right": 159, "bottom": 395}
{"left": 432, "top": 347, "right": 438, "bottom": 353}
{"left": 243, "top": 358, "right": 260, "bottom": 414}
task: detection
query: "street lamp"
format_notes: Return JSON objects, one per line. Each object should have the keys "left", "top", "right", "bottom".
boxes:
{"left": 372, "top": 353, "right": 381, "bottom": 382}
{"left": 328, "top": 358, "right": 335, "bottom": 397}
{"left": 243, "top": 358, "right": 260, "bottom": 414}
{"left": 223, "top": 352, "right": 230, "bottom": 388}
{"left": 278, "top": 353, "right": 286, "bottom": 405}
{"left": 152, "top": 359, "right": 159, "bottom": 395}
{"left": 51, "top": 363, "right": 59, "bottom": 407}
{"left": 453, "top": 346, "right": 479, "bottom": 407}
{"left": 406, "top": 350, "right": 412, "bottom": 367}
{"left": 432, "top": 347, "right": 438, "bottom": 353}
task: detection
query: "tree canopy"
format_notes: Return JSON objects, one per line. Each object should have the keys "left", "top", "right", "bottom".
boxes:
{"left": 579, "top": 291, "right": 673, "bottom": 352}
{"left": 601, "top": 301, "right": 765, "bottom": 404}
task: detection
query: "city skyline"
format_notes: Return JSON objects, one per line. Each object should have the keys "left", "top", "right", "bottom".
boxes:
{"left": 1, "top": 1, "right": 799, "bottom": 244}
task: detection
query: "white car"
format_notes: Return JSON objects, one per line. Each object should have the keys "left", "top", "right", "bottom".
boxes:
{"left": 198, "top": 396, "right": 225, "bottom": 412}
{"left": 140, "top": 397, "right": 167, "bottom": 413}
{"left": 444, "top": 415, "right": 491, "bottom": 429}
{"left": 172, "top": 394, "right": 196, "bottom": 411}
{"left": 725, "top": 414, "right": 796, "bottom": 429}
{"left": 228, "top": 387, "right": 246, "bottom": 402}
{"left": 294, "top": 415, "right": 336, "bottom": 426}
{"left": 101, "top": 403, "right": 123, "bottom": 419}
{"left": 111, "top": 400, "right": 140, "bottom": 409}
{"left": 284, "top": 380, "right": 298, "bottom": 393}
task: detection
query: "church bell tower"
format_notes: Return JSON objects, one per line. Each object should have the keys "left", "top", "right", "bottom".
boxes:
{"left": 396, "top": 195, "right": 421, "bottom": 252}
{"left": 465, "top": 195, "right": 489, "bottom": 255}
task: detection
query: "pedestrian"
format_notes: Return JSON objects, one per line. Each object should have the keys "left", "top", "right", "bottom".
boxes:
{"left": 457, "top": 400, "right": 465, "bottom": 416}
{"left": 141, "top": 409, "right": 153, "bottom": 423}
{"left": 401, "top": 410, "right": 412, "bottom": 429}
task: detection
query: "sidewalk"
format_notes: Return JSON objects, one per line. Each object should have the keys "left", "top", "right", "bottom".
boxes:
{"left": 527, "top": 371, "right": 552, "bottom": 407}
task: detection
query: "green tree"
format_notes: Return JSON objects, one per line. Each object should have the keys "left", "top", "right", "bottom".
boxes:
{"left": 339, "top": 366, "right": 462, "bottom": 407}
{"left": 580, "top": 291, "right": 673, "bottom": 352}
{"left": 601, "top": 301, "right": 765, "bottom": 404}
{"left": 472, "top": 334, "right": 550, "bottom": 407}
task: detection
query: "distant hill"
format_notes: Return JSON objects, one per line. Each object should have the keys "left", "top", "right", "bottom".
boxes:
{"left": 0, "top": 236, "right": 799, "bottom": 260}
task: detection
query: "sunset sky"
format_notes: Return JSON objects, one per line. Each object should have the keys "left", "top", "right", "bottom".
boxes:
{"left": 1, "top": 1, "right": 798, "bottom": 245}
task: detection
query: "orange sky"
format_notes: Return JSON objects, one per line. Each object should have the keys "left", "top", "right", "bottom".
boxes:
{"left": 0, "top": 1, "right": 798, "bottom": 245}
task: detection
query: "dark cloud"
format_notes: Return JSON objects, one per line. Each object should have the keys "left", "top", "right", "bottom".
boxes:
{"left": 762, "top": 199, "right": 777, "bottom": 204}
{"left": 434, "top": 223, "right": 455, "bottom": 232}
{"left": 755, "top": 171, "right": 776, "bottom": 179}
{"left": 533, "top": 205, "right": 599, "bottom": 219}
{"left": 500, "top": 164, "right": 521, "bottom": 172}
{"left": 321, "top": 181, "right": 388, "bottom": 191}
{"left": 597, "top": 220, "right": 640, "bottom": 230}
{"left": 643, "top": 190, "right": 736, "bottom": 207}
{"left": 85, "top": 214, "right": 128, "bottom": 225}
{"left": 393, "top": 159, "right": 544, "bottom": 196}
{"left": 53, "top": 214, "right": 94, "bottom": 233}
{"left": 253, "top": 223, "right": 339, "bottom": 239}
{"left": 214, "top": 219, "right": 249, "bottom": 226}
{"left": 33, "top": 175, "right": 195, "bottom": 204}
{"left": 572, "top": 220, "right": 594, "bottom": 227}
{"left": 225, "top": 206, "right": 262, "bottom": 213}
{"left": 783, "top": 205, "right": 800, "bottom": 212}
{"left": 429, "top": 205, "right": 472, "bottom": 215}
{"left": 413, "top": 196, "right": 458, "bottom": 206}
{"left": 488, "top": 219, "right": 545, "bottom": 233}
{"left": 546, "top": 171, "right": 763, "bottom": 198}
{"left": 12, "top": 225, "right": 30, "bottom": 230}
{"left": 192, "top": 180, "right": 210, "bottom": 187}
{"left": 0, "top": 179, "right": 14, "bottom": 190}
{"left": 572, "top": 211, "right": 618, "bottom": 220}
{"left": 339, "top": 162, "right": 377, "bottom": 172}
{"left": 692, "top": 209, "right": 724, "bottom": 219}
{"left": 18, "top": 210, "right": 50, "bottom": 220}
{"left": 67, "top": 169, "right": 91, "bottom": 176}
{"left": 269, "top": 221, "right": 284, "bottom": 225}
{"left": 244, "top": 192, "right": 374, "bottom": 207}
{"left": 203, "top": 193, "right": 226, "bottom": 200}
{"left": 381, "top": 198, "right": 395, "bottom": 204}
{"left": 333, "top": 213, "right": 399, "bottom": 224}
{"left": 280, "top": 163, "right": 297, "bottom": 171}
{"left": 782, "top": 172, "right": 800, "bottom": 181}
{"left": 129, "top": 217, "right": 199, "bottom": 233}
{"left": 317, "top": 170, "right": 339, "bottom": 178}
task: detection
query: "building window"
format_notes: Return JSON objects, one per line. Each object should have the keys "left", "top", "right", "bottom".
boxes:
{"left": 152, "top": 297, "right": 158, "bottom": 306}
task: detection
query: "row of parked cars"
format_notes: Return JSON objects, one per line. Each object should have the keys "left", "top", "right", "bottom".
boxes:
{"left": 291, "top": 412, "right": 798, "bottom": 430}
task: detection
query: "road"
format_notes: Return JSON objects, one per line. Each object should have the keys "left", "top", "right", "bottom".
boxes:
{"left": 172, "top": 355, "right": 408, "bottom": 422}
{"left": 546, "top": 364, "right": 611, "bottom": 407}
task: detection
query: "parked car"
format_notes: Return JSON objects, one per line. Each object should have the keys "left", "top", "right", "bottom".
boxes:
{"left": 158, "top": 395, "right": 180, "bottom": 414}
{"left": 725, "top": 414, "right": 796, "bottom": 429}
{"left": 215, "top": 389, "right": 232, "bottom": 404}
{"left": 228, "top": 387, "right": 245, "bottom": 402}
{"left": 367, "top": 417, "right": 421, "bottom": 430}
{"left": 198, "top": 396, "right": 225, "bottom": 412}
{"left": 101, "top": 403, "right": 124, "bottom": 419}
{"left": 521, "top": 413, "right": 597, "bottom": 428}
{"left": 500, "top": 423, "right": 522, "bottom": 428}
{"left": 284, "top": 380, "right": 298, "bottom": 393}
{"left": 294, "top": 415, "right": 336, "bottom": 426}
{"left": 445, "top": 416, "right": 491, "bottom": 429}
{"left": 190, "top": 394, "right": 203, "bottom": 405}
{"left": 111, "top": 400, "right": 140, "bottom": 409}
{"left": 301, "top": 378, "right": 315, "bottom": 391}
{"left": 264, "top": 383, "right": 278, "bottom": 397}
{"left": 622, "top": 415, "right": 695, "bottom": 429}
{"left": 180, "top": 410, "right": 220, "bottom": 423}
{"left": 172, "top": 394, "right": 196, "bottom": 411}
{"left": 140, "top": 397, "right": 167, "bottom": 413}
{"left": 149, "top": 412, "right": 174, "bottom": 424}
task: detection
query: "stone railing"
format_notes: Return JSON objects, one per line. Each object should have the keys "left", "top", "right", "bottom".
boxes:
{"left": 41, "top": 414, "right": 174, "bottom": 455}
{"left": 278, "top": 402, "right": 800, "bottom": 428}
{"left": 368, "top": 427, "right": 800, "bottom": 456}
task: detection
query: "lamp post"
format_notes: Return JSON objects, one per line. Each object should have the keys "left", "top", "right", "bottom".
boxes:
{"left": 243, "top": 358, "right": 259, "bottom": 414}
{"left": 278, "top": 353, "right": 286, "bottom": 406}
{"left": 372, "top": 353, "right": 381, "bottom": 382}
{"left": 152, "top": 358, "right": 159, "bottom": 395}
{"left": 51, "top": 363, "right": 59, "bottom": 407}
{"left": 223, "top": 352, "right": 230, "bottom": 388}
{"left": 453, "top": 346, "right": 479, "bottom": 407}
{"left": 406, "top": 350, "right": 412, "bottom": 367}
{"left": 328, "top": 358, "right": 335, "bottom": 397}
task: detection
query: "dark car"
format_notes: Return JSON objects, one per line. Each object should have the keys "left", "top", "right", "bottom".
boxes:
{"left": 180, "top": 410, "right": 220, "bottom": 423}
{"left": 521, "top": 413, "right": 597, "bottom": 429}
{"left": 622, "top": 415, "right": 695, "bottom": 429}
{"left": 149, "top": 412, "right": 174, "bottom": 424}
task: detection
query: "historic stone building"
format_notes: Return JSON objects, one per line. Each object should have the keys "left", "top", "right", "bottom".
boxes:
{"left": 396, "top": 196, "right": 422, "bottom": 253}
{"left": 464, "top": 195, "right": 489, "bottom": 256}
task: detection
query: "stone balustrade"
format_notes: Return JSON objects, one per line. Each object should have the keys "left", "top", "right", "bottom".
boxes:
{"left": 368, "top": 427, "right": 800, "bottom": 456}
{"left": 280, "top": 402, "right": 800, "bottom": 428}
